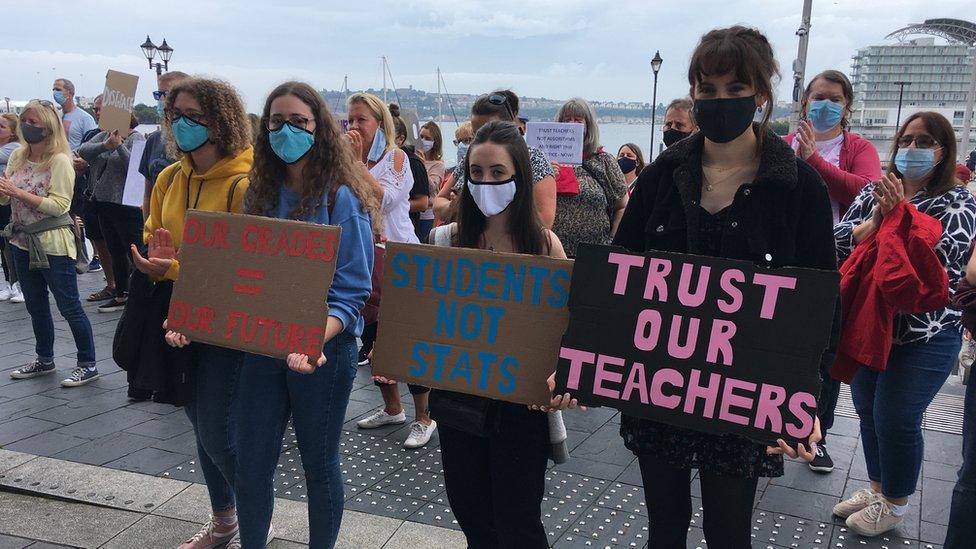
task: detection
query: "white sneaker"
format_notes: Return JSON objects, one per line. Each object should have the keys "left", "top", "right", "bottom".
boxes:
{"left": 9, "top": 282, "right": 24, "bottom": 303}
{"left": 0, "top": 282, "right": 11, "bottom": 301}
{"left": 357, "top": 409, "right": 407, "bottom": 429}
{"left": 403, "top": 420, "right": 437, "bottom": 449}
{"left": 226, "top": 523, "right": 275, "bottom": 548}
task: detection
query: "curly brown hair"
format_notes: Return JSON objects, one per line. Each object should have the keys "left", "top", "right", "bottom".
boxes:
{"left": 163, "top": 77, "right": 251, "bottom": 160}
{"left": 244, "top": 81, "right": 380, "bottom": 228}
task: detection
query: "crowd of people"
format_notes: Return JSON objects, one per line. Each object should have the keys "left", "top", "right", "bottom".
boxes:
{"left": 2, "top": 23, "right": 976, "bottom": 549}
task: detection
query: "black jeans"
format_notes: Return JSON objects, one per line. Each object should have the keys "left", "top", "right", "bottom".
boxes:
{"left": 638, "top": 454, "right": 758, "bottom": 549}
{"left": 818, "top": 350, "right": 840, "bottom": 441}
{"left": 439, "top": 403, "right": 550, "bottom": 548}
{"left": 944, "top": 366, "right": 975, "bottom": 548}
{"left": 95, "top": 201, "right": 143, "bottom": 295}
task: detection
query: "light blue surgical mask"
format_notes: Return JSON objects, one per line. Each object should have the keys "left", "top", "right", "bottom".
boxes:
{"left": 367, "top": 127, "right": 386, "bottom": 163}
{"left": 156, "top": 100, "right": 165, "bottom": 118}
{"left": 269, "top": 122, "right": 315, "bottom": 164}
{"left": 172, "top": 115, "right": 209, "bottom": 153}
{"left": 895, "top": 148, "right": 939, "bottom": 181}
{"left": 53, "top": 91, "right": 67, "bottom": 106}
{"left": 807, "top": 99, "right": 844, "bottom": 133}
{"left": 456, "top": 142, "right": 469, "bottom": 164}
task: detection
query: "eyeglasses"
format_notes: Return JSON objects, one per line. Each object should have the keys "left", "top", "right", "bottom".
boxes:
{"left": 897, "top": 134, "right": 940, "bottom": 149}
{"left": 268, "top": 115, "right": 311, "bottom": 132}
{"left": 152, "top": 90, "right": 168, "bottom": 101}
{"left": 453, "top": 137, "right": 473, "bottom": 146}
{"left": 164, "top": 108, "right": 206, "bottom": 124}
{"left": 488, "top": 93, "right": 517, "bottom": 122}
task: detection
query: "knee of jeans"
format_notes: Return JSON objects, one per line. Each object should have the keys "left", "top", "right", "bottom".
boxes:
{"left": 874, "top": 410, "right": 923, "bottom": 439}
{"left": 302, "top": 455, "right": 341, "bottom": 484}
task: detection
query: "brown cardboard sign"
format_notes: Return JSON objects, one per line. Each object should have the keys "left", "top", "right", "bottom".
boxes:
{"left": 99, "top": 70, "right": 139, "bottom": 135}
{"left": 168, "top": 210, "right": 341, "bottom": 358}
{"left": 371, "top": 242, "right": 572, "bottom": 407}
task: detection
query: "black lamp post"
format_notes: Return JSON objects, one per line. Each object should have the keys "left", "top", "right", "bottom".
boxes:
{"left": 650, "top": 51, "right": 663, "bottom": 158}
{"left": 141, "top": 36, "right": 174, "bottom": 76}
{"left": 893, "top": 81, "right": 911, "bottom": 133}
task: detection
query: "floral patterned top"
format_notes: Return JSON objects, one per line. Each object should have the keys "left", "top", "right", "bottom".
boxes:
{"left": 552, "top": 151, "right": 627, "bottom": 257}
{"left": 1, "top": 152, "right": 76, "bottom": 258}
{"left": 835, "top": 183, "right": 976, "bottom": 343}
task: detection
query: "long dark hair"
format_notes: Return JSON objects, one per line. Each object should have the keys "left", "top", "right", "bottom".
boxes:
{"left": 244, "top": 81, "right": 380, "bottom": 224}
{"left": 687, "top": 26, "right": 780, "bottom": 137}
{"left": 457, "top": 121, "right": 547, "bottom": 255}
{"left": 888, "top": 111, "right": 958, "bottom": 196}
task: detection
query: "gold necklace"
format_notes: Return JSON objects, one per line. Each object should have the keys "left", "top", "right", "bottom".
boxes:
{"left": 702, "top": 166, "right": 745, "bottom": 192}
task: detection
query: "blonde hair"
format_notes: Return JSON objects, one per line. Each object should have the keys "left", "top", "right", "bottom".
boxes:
{"left": 346, "top": 92, "right": 397, "bottom": 154}
{"left": 455, "top": 121, "right": 473, "bottom": 140}
{"left": 8, "top": 101, "right": 71, "bottom": 171}
{"left": 0, "top": 114, "right": 19, "bottom": 145}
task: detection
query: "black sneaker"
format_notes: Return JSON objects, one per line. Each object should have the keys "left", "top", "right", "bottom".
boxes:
{"left": 357, "top": 350, "right": 371, "bottom": 367}
{"left": 98, "top": 298, "right": 127, "bottom": 313}
{"left": 809, "top": 442, "right": 834, "bottom": 473}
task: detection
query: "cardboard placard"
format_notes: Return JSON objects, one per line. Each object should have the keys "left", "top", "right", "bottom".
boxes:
{"left": 525, "top": 122, "right": 584, "bottom": 165}
{"left": 99, "top": 70, "right": 139, "bottom": 135}
{"left": 371, "top": 242, "right": 572, "bottom": 406}
{"left": 121, "top": 139, "right": 146, "bottom": 208}
{"left": 399, "top": 109, "right": 421, "bottom": 146}
{"left": 554, "top": 243, "right": 838, "bottom": 445}
{"left": 168, "top": 211, "right": 341, "bottom": 358}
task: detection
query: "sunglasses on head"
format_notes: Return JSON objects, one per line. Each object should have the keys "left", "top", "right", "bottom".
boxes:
{"left": 488, "top": 93, "right": 517, "bottom": 122}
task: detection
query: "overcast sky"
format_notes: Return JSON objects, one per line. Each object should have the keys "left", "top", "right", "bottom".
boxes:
{"left": 2, "top": 0, "right": 972, "bottom": 112}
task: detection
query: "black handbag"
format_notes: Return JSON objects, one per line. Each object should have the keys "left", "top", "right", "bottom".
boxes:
{"left": 112, "top": 270, "right": 153, "bottom": 371}
{"left": 428, "top": 390, "right": 493, "bottom": 436}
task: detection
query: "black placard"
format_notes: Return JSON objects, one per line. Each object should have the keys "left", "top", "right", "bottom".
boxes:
{"left": 554, "top": 243, "right": 839, "bottom": 446}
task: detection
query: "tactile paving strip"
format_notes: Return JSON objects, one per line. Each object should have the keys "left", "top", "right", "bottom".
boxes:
{"left": 406, "top": 495, "right": 459, "bottom": 530}
{"left": 750, "top": 511, "right": 832, "bottom": 548}
{"left": 344, "top": 489, "right": 426, "bottom": 520}
{"left": 373, "top": 470, "right": 445, "bottom": 501}
{"left": 831, "top": 526, "right": 925, "bottom": 548}
{"left": 596, "top": 482, "right": 646, "bottom": 516}
{"left": 160, "top": 459, "right": 205, "bottom": 484}
{"left": 274, "top": 447, "right": 307, "bottom": 501}
{"left": 554, "top": 505, "right": 648, "bottom": 548}
{"left": 543, "top": 471, "right": 613, "bottom": 543}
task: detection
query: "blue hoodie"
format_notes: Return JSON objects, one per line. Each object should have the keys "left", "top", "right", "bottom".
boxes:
{"left": 275, "top": 184, "right": 374, "bottom": 337}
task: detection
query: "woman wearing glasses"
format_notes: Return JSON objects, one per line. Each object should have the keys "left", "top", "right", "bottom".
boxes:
{"left": 140, "top": 78, "right": 256, "bottom": 549}
{"left": 234, "top": 81, "right": 377, "bottom": 549}
{"left": 833, "top": 112, "right": 976, "bottom": 536}
{"left": 0, "top": 100, "right": 97, "bottom": 387}
{"left": 433, "top": 90, "right": 557, "bottom": 228}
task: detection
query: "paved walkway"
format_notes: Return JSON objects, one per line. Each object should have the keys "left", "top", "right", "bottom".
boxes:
{"left": 0, "top": 271, "right": 966, "bottom": 548}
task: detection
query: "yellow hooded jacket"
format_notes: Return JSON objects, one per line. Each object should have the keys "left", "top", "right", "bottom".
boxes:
{"left": 144, "top": 146, "right": 253, "bottom": 281}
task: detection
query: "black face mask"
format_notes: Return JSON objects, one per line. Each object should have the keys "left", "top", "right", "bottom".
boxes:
{"left": 662, "top": 128, "right": 692, "bottom": 148}
{"left": 21, "top": 123, "right": 45, "bottom": 144}
{"left": 617, "top": 157, "right": 637, "bottom": 174}
{"left": 693, "top": 96, "right": 757, "bottom": 144}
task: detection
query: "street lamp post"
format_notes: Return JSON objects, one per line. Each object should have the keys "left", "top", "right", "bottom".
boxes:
{"left": 893, "top": 81, "right": 911, "bottom": 133}
{"left": 140, "top": 36, "right": 174, "bottom": 76}
{"left": 650, "top": 51, "right": 663, "bottom": 159}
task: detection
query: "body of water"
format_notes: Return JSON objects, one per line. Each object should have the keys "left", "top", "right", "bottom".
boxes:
{"left": 137, "top": 122, "right": 665, "bottom": 166}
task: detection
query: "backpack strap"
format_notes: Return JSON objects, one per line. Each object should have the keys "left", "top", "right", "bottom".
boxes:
{"left": 225, "top": 174, "right": 247, "bottom": 213}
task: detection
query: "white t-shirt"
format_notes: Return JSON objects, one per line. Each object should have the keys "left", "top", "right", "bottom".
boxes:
{"left": 793, "top": 132, "right": 845, "bottom": 223}
{"left": 370, "top": 148, "right": 420, "bottom": 244}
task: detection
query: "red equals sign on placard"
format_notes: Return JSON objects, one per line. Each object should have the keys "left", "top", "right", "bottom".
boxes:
{"left": 233, "top": 268, "right": 266, "bottom": 296}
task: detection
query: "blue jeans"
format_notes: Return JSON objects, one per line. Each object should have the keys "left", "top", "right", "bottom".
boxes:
{"left": 184, "top": 343, "right": 243, "bottom": 512}
{"left": 235, "top": 332, "right": 358, "bottom": 549}
{"left": 945, "top": 369, "right": 976, "bottom": 548}
{"left": 851, "top": 329, "right": 960, "bottom": 498}
{"left": 11, "top": 247, "right": 94, "bottom": 367}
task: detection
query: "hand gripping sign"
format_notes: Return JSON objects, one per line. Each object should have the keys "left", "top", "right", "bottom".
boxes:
{"left": 553, "top": 243, "right": 839, "bottom": 446}
{"left": 371, "top": 242, "right": 573, "bottom": 407}
{"left": 168, "top": 211, "right": 341, "bottom": 358}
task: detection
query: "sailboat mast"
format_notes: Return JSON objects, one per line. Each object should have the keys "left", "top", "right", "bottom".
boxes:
{"left": 437, "top": 67, "right": 442, "bottom": 122}
{"left": 382, "top": 56, "right": 388, "bottom": 104}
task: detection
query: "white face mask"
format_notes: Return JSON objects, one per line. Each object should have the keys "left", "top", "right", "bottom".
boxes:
{"left": 416, "top": 138, "right": 434, "bottom": 153}
{"left": 468, "top": 177, "right": 517, "bottom": 217}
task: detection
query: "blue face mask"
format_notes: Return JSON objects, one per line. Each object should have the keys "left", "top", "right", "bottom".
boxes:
{"left": 53, "top": 91, "right": 67, "bottom": 106}
{"left": 895, "top": 148, "right": 939, "bottom": 181}
{"left": 456, "top": 142, "right": 469, "bottom": 164}
{"left": 367, "top": 127, "right": 386, "bottom": 163}
{"left": 269, "top": 122, "right": 315, "bottom": 164}
{"left": 172, "top": 115, "right": 210, "bottom": 153}
{"left": 156, "top": 100, "right": 165, "bottom": 118}
{"left": 807, "top": 99, "right": 844, "bottom": 133}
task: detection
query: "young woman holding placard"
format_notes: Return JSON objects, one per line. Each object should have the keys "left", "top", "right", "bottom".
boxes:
{"left": 612, "top": 26, "right": 834, "bottom": 547}
{"left": 234, "top": 81, "right": 377, "bottom": 549}
{"left": 424, "top": 120, "right": 578, "bottom": 548}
